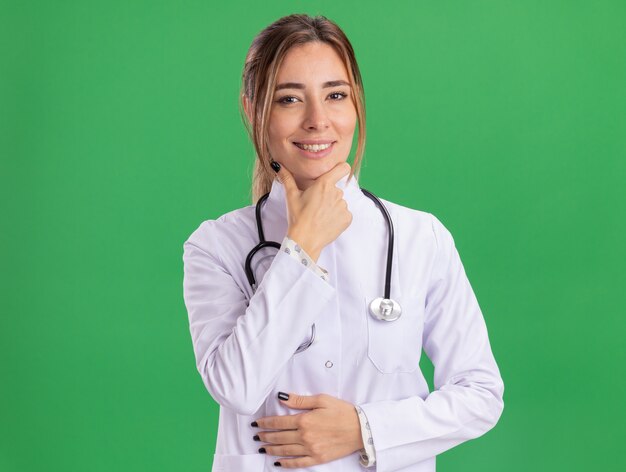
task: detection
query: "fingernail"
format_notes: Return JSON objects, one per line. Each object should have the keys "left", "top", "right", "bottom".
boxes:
{"left": 277, "top": 391, "right": 289, "bottom": 401}
{"left": 259, "top": 447, "right": 266, "bottom": 454}
{"left": 250, "top": 421, "right": 258, "bottom": 427}
{"left": 274, "top": 461, "right": 282, "bottom": 467}
{"left": 253, "top": 434, "right": 260, "bottom": 441}
{"left": 270, "top": 161, "right": 281, "bottom": 173}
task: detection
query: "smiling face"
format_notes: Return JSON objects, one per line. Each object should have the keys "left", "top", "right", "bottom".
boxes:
{"left": 267, "top": 41, "right": 357, "bottom": 190}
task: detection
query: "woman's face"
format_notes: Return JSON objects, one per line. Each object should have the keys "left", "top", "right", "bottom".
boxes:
{"left": 267, "top": 41, "right": 357, "bottom": 190}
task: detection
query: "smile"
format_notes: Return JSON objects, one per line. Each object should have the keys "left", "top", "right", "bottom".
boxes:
{"left": 293, "top": 142, "right": 334, "bottom": 152}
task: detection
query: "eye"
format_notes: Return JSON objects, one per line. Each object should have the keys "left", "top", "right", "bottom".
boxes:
{"left": 328, "top": 91, "right": 348, "bottom": 100}
{"left": 275, "top": 91, "right": 348, "bottom": 105}
{"left": 276, "top": 95, "right": 300, "bottom": 105}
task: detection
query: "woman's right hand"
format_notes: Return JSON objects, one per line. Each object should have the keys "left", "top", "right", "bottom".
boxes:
{"left": 274, "top": 161, "right": 353, "bottom": 263}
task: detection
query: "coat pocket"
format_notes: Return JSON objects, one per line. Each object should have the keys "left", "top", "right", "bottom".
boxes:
{"left": 364, "top": 294, "right": 424, "bottom": 374}
{"left": 212, "top": 453, "right": 265, "bottom": 471}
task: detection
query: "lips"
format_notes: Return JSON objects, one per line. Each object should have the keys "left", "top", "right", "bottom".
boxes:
{"left": 292, "top": 141, "right": 336, "bottom": 158}
{"left": 293, "top": 140, "right": 336, "bottom": 145}
{"left": 294, "top": 142, "right": 333, "bottom": 151}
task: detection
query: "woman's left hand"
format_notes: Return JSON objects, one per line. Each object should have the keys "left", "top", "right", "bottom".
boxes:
{"left": 252, "top": 392, "right": 364, "bottom": 468}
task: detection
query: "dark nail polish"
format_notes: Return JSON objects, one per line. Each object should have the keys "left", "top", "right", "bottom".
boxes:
{"left": 259, "top": 447, "right": 266, "bottom": 454}
{"left": 274, "top": 461, "right": 282, "bottom": 467}
{"left": 277, "top": 391, "right": 289, "bottom": 401}
{"left": 253, "top": 434, "right": 260, "bottom": 441}
{"left": 270, "top": 161, "right": 281, "bottom": 173}
{"left": 250, "top": 421, "right": 258, "bottom": 427}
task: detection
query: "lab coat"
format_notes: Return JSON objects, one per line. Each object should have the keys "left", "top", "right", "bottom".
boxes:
{"left": 182, "top": 174, "right": 505, "bottom": 472}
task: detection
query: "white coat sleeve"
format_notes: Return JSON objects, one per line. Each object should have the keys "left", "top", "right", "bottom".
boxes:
{"left": 357, "top": 213, "right": 505, "bottom": 471}
{"left": 182, "top": 222, "right": 336, "bottom": 416}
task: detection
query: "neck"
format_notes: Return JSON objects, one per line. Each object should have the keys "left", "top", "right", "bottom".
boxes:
{"left": 294, "top": 177, "right": 315, "bottom": 191}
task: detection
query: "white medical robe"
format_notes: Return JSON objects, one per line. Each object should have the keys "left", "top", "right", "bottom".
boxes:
{"left": 182, "top": 173, "right": 505, "bottom": 471}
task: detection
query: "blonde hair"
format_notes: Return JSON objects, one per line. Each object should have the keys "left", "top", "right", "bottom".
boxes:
{"left": 239, "top": 14, "right": 367, "bottom": 203}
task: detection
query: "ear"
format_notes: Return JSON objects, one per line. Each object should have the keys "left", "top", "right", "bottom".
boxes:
{"left": 242, "top": 94, "right": 253, "bottom": 124}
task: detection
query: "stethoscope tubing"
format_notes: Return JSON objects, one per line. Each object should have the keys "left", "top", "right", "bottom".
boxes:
{"left": 244, "top": 193, "right": 279, "bottom": 291}
{"left": 244, "top": 187, "right": 399, "bottom": 352}
{"left": 360, "top": 188, "right": 394, "bottom": 301}
{"left": 245, "top": 188, "right": 394, "bottom": 297}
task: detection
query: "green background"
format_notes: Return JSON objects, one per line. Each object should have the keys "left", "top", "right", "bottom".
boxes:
{"left": 1, "top": 0, "right": 624, "bottom": 471}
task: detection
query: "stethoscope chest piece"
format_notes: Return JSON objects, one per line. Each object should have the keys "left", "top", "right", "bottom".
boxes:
{"left": 369, "top": 297, "right": 402, "bottom": 322}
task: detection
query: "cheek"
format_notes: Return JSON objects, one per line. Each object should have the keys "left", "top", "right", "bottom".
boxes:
{"left": 336, "top": 106, "right": 357, "bottom": 136}
{"left": 335, "top": 110, "right": 357, "bottom": 157}
{"left": 267, "top": 112, "right": 295, "bottom": 148}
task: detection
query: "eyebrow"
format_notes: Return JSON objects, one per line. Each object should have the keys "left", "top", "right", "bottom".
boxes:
{"left": 275, "top": 80, "right": 351, "bottom": 91}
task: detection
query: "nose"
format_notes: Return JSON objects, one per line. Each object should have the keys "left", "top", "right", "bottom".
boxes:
{"left": 301, "top": 99, "right": 329, "bottom": 131}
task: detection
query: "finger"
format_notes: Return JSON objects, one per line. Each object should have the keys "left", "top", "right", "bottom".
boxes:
{"left": 273, "top": 161, "right": 299, "bottom": 195}
{"left": 279, "top": 392, "right": 326, "bottom": 410}
{"left": 258, "top": 429, "right": 300, "bottom": 445}
{"left": 260, "top": 443, "right": 307, "bottom": 457}
{"left": 255, "top": 413, "right": 301, "bottom": 430}
{"left": 274, "top": 456, "right": 317, "bottom": 469}
{"left": 317, "top": 161, "right": 351, "bottom": 185}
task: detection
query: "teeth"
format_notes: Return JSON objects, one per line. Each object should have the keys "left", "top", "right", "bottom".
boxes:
{"left": 296, "top": 142, "right": 332, "bottom": 152}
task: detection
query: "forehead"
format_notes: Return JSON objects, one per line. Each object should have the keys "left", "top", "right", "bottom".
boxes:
{"left": 276, "top": 42, "right": 349, "bottom": 82}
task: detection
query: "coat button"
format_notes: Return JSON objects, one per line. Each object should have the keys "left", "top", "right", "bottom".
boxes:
{"left": 325, "top": 360, "right": 333, "bottom": 368}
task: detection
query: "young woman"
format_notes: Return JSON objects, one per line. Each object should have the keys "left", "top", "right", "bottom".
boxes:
{"left": 183, "top": 14, "right": 504, "bottom": 471}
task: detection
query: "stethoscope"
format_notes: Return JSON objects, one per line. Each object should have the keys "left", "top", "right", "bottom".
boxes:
{"left": 244, "top": 187, "right": 402, "bottom": 354}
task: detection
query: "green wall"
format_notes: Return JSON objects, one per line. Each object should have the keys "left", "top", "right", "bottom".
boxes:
{"left": 1, "top": 1, "right": 624, "bottom": 471}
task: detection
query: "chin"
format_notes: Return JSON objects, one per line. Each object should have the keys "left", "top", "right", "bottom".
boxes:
{"left": 304, "top": 165, "right": 334, "bottom": 180}
{"left": 288, "top": 156, "right": 344, "bottom": 184}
